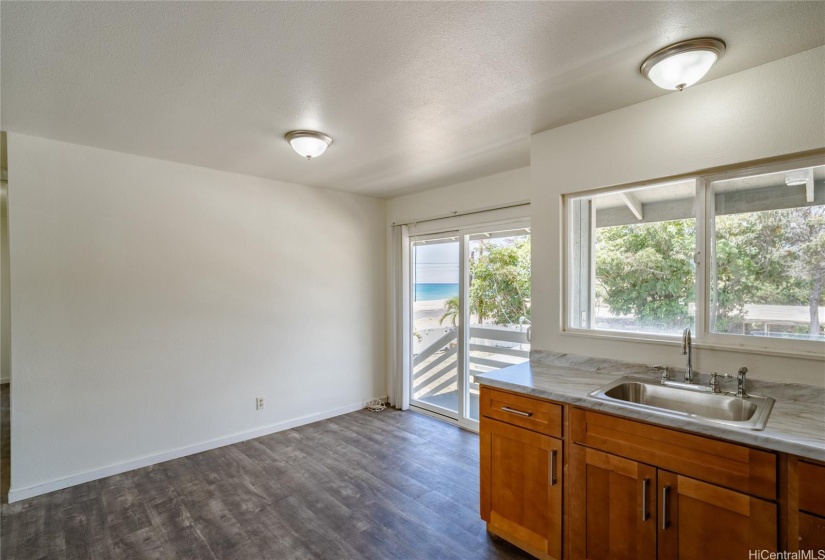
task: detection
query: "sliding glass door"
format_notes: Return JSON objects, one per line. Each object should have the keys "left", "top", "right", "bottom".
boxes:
{"left": 410, "top": 235, "right": 461, "bottom": 417}
{"left": 409, "top": 223, "right": 531, "bottom": 429}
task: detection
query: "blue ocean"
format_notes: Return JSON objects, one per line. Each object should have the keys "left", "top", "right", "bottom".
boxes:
{"left": 415, "top": 283, "right": 459, "bottom": 302}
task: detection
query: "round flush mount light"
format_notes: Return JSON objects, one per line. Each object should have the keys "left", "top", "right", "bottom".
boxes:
{"left": 285, "top": 130, "right": 333, "bottom": 160}
{"left": 640, "top": 38, "right": 726, "bottom": 91}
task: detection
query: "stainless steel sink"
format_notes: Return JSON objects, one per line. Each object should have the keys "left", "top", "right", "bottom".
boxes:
{"left": 589, "top": 376, "right": 775, "bottom": 430}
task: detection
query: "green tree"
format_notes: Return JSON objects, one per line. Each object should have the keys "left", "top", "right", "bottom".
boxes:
{"left": 714, "top": 206, "right": 824, "bottom": 335}
{"left": 778, "top": 206, "right": 825, "bottom": 335}
{"left": 595, "top": 220, "right": 695, "bottom": 328}
{"left": 595, "top": 206, "right": 824, "bottom": 337}
{"left": 714, "top": 215, "right": 773, "bottom": 332}
{"left": 469, "top": 238, "right": 531, "bottom": 325}
{"left": 439, "top": 296, "right": 460, "bottom": 326}
{"left": 438, "top": 237, "right": 532, "bottom": 327}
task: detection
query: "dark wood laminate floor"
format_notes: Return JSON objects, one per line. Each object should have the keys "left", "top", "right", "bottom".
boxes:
{"left": 0, "top": 398, "right": 533, "bottom": 560}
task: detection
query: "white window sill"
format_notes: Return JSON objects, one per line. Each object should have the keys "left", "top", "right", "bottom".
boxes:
{"left": 560, "top": 328, "right": 825, "bottom": 361}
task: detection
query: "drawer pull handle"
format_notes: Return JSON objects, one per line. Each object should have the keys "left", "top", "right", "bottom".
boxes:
{"left": 662, "top": 485, "right": 671, "bottom": 530}
{"left": 500, "top": 406, "right": 532, "bottom": 417}
{"left": 550, "top": 449, "right": 558, "bottom": 486}
{"left": 641, "top": 478, "right": 649, "bottom": 521}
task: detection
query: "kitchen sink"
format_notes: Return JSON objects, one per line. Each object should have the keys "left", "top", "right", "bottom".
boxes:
{"left": 589, "top": 376, "right": 775, "bottom": 430}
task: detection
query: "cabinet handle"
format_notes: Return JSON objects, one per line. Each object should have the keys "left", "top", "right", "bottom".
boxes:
{"left": 500, "top": 406, "right": 532, "bottom": 417}
{"left": 641, "top": 478, "right": 649, "bottom": 521}
{"left": 550, "top": 450, "right": 557, "bottom": 486}
{"left": 662, "top": 485, "right": 670, "bottom": 530}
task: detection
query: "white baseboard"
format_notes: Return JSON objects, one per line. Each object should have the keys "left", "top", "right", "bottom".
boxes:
{"left": 7, "top": 394, "right": 388, "bottom": 504}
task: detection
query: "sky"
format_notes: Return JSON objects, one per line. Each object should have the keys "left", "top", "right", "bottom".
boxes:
{"left": 413, "top": 235, "right": 526, "bottom": 283}
{"left": 413, "top": 241, "right": 459, "bottom": 284}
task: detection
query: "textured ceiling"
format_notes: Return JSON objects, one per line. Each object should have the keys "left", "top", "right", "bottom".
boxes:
{"left": 2, "top": 2, "right": 824, "bottom": 198}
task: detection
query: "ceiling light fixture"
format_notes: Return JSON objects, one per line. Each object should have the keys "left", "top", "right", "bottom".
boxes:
{"left": 285, "top": 130, "right": 333, "bottom": 160}
{"left": 640, "top": 38, "right": 726, "bottom": 91}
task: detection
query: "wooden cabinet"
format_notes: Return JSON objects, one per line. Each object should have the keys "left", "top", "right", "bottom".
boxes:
{"left": 786, "top": 456, "right": 825, "bottom": 554}
{"left": 571, "top": 444, "right": 777, "bottom": 560}
{"left": 570, "top": 408, "right": 776, "bottom": 500}
{"left": 570, "top": 445, "right": 656, "bottom": 560}
{"left": 657, "top": 471, "right": 777, "bottom": 560}
{"left": 570, "top": 408, "right": 778, "bottom": 560}
{"left": 481, "top": 388, "right": 563, "bottom": 437}
{"left": 479, "top": 388, "right": 815, "bottom": 560}
{"left": 480, "top": 387, "right": 563, "bottom": 560}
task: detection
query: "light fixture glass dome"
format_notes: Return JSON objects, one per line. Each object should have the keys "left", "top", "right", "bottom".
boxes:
{"left": 641, "top": 38, "right": 725, "bottom": 91}
{"left": 285, "top": 130, "right": 332, "bottom": 159}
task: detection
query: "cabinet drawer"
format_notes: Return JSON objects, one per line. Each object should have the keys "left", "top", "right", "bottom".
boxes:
{"left": 481, "top": 387, "right": 562, "bottom": 437}
{"left": 571, "top": 408, "right": 776, "bottom": 500}
{"left": 799, "top": 460, "right": 825, "bottom": 517}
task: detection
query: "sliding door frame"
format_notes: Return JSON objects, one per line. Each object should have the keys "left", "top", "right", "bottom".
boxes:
{"left": 408, "top": 217, "right": 531, "bottom": 432}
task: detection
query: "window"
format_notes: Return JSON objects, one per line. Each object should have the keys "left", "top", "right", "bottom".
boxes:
{"left": 568, "top": 180, "right": 697, "bottom": 336}
{"left": 565, "top": 156, "right": 825, "bottom": 352}
{"left": 709, "top": 164, "right": 825, "bottom": 342}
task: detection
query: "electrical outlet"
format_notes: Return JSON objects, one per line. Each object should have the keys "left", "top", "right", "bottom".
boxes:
{"left": 256, "top": 397, "right": 264, "bottom": 410}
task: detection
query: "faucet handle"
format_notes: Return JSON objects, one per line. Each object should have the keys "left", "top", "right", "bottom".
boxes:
{"left": 707, "top": 372, "right": 731, "bottom": 393}
{"left": 653, "top": 365, "right": 669, "bottom": 380}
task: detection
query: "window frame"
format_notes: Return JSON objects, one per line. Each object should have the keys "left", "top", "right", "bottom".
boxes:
{"left": 562, "top": 154, "right": 825, "bottom": 359}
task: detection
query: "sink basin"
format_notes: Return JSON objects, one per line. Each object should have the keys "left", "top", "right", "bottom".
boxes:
{"left": 589, "top": 376, "right": 775, "bottom": 430}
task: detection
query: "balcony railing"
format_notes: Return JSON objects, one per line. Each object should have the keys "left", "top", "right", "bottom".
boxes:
{"left": 412, "top": 325, "right": 530, "bottom": 418}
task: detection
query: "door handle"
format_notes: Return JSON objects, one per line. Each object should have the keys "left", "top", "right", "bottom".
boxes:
{"left": 549, "top": 449, "right": 557, "bottom": 486}
{"left": 641, "top": 478, "right": 649, "bottom": 521}
{"left": 662, "top": 485, "right": 671, "bottom": 530}
{"left": 500, "top": 406, "right": 532, "bottom": 417}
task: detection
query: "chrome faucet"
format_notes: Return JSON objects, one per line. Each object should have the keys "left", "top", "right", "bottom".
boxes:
{"left": 681, "top": 328, "right": 693, "bottom": 383}
{"left": 736, "top": 367, "right": 749, "bottom": 398}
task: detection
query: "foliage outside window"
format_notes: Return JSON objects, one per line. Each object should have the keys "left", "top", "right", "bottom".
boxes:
{"left": 439, "top": 236, "right": 531, "bottom": 327}
{"left": 595, "top": 219, "right": 696, "bottom": 334}
{"left": 468, "top": 236, "right": 531, "bottom": 325}
{"left": 710, "top": 166, "right": 825, "bottom": 341}
{"left": 566, "top": 159, "right": 825, "bottom": 349}
{"left": 568, "top": 179, "right": 696, "bottom": 336}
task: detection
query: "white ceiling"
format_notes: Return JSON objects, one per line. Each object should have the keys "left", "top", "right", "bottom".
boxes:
{"left": 2, "top": 2, "right": 824, "bottom": 198}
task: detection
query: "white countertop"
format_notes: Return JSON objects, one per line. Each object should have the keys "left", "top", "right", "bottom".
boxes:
{"left": 475, "top": 351, "right": 825, "bottom": 462}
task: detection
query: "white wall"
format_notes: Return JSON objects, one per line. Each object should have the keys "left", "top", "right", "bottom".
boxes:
{"left": 531, "top": 46, "right": 825, "bottom": 386}
{"left": 7, "top": 133, "right": 387, "bottom": 500}
{"left": 1, "top": 179, "right": 10, "bottom": 384}
{"left": 1, "top": 131, "right": 9, "bottom": 384}
{"left": 387, "top": 166, "right": 529, "bottom": 225}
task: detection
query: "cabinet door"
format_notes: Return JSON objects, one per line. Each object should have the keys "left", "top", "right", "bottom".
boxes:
{"left": 480, "top": 417, "right": 562, "bottom": 559}
{"left": 795, "top": 458, "right": 825, "bottom": 553}
{"left": 799, "top": 512, "right": 825, "bottom": 553}
{"left": 658, "top": 471, "right": 777, "bottom": 560}
{"left": 570, "top": 445, "right": 657, "bottom": 560}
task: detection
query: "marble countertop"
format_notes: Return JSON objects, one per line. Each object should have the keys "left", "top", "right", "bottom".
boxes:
{"left": 475, "top": 351, "right": 825, "bottom": 462}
